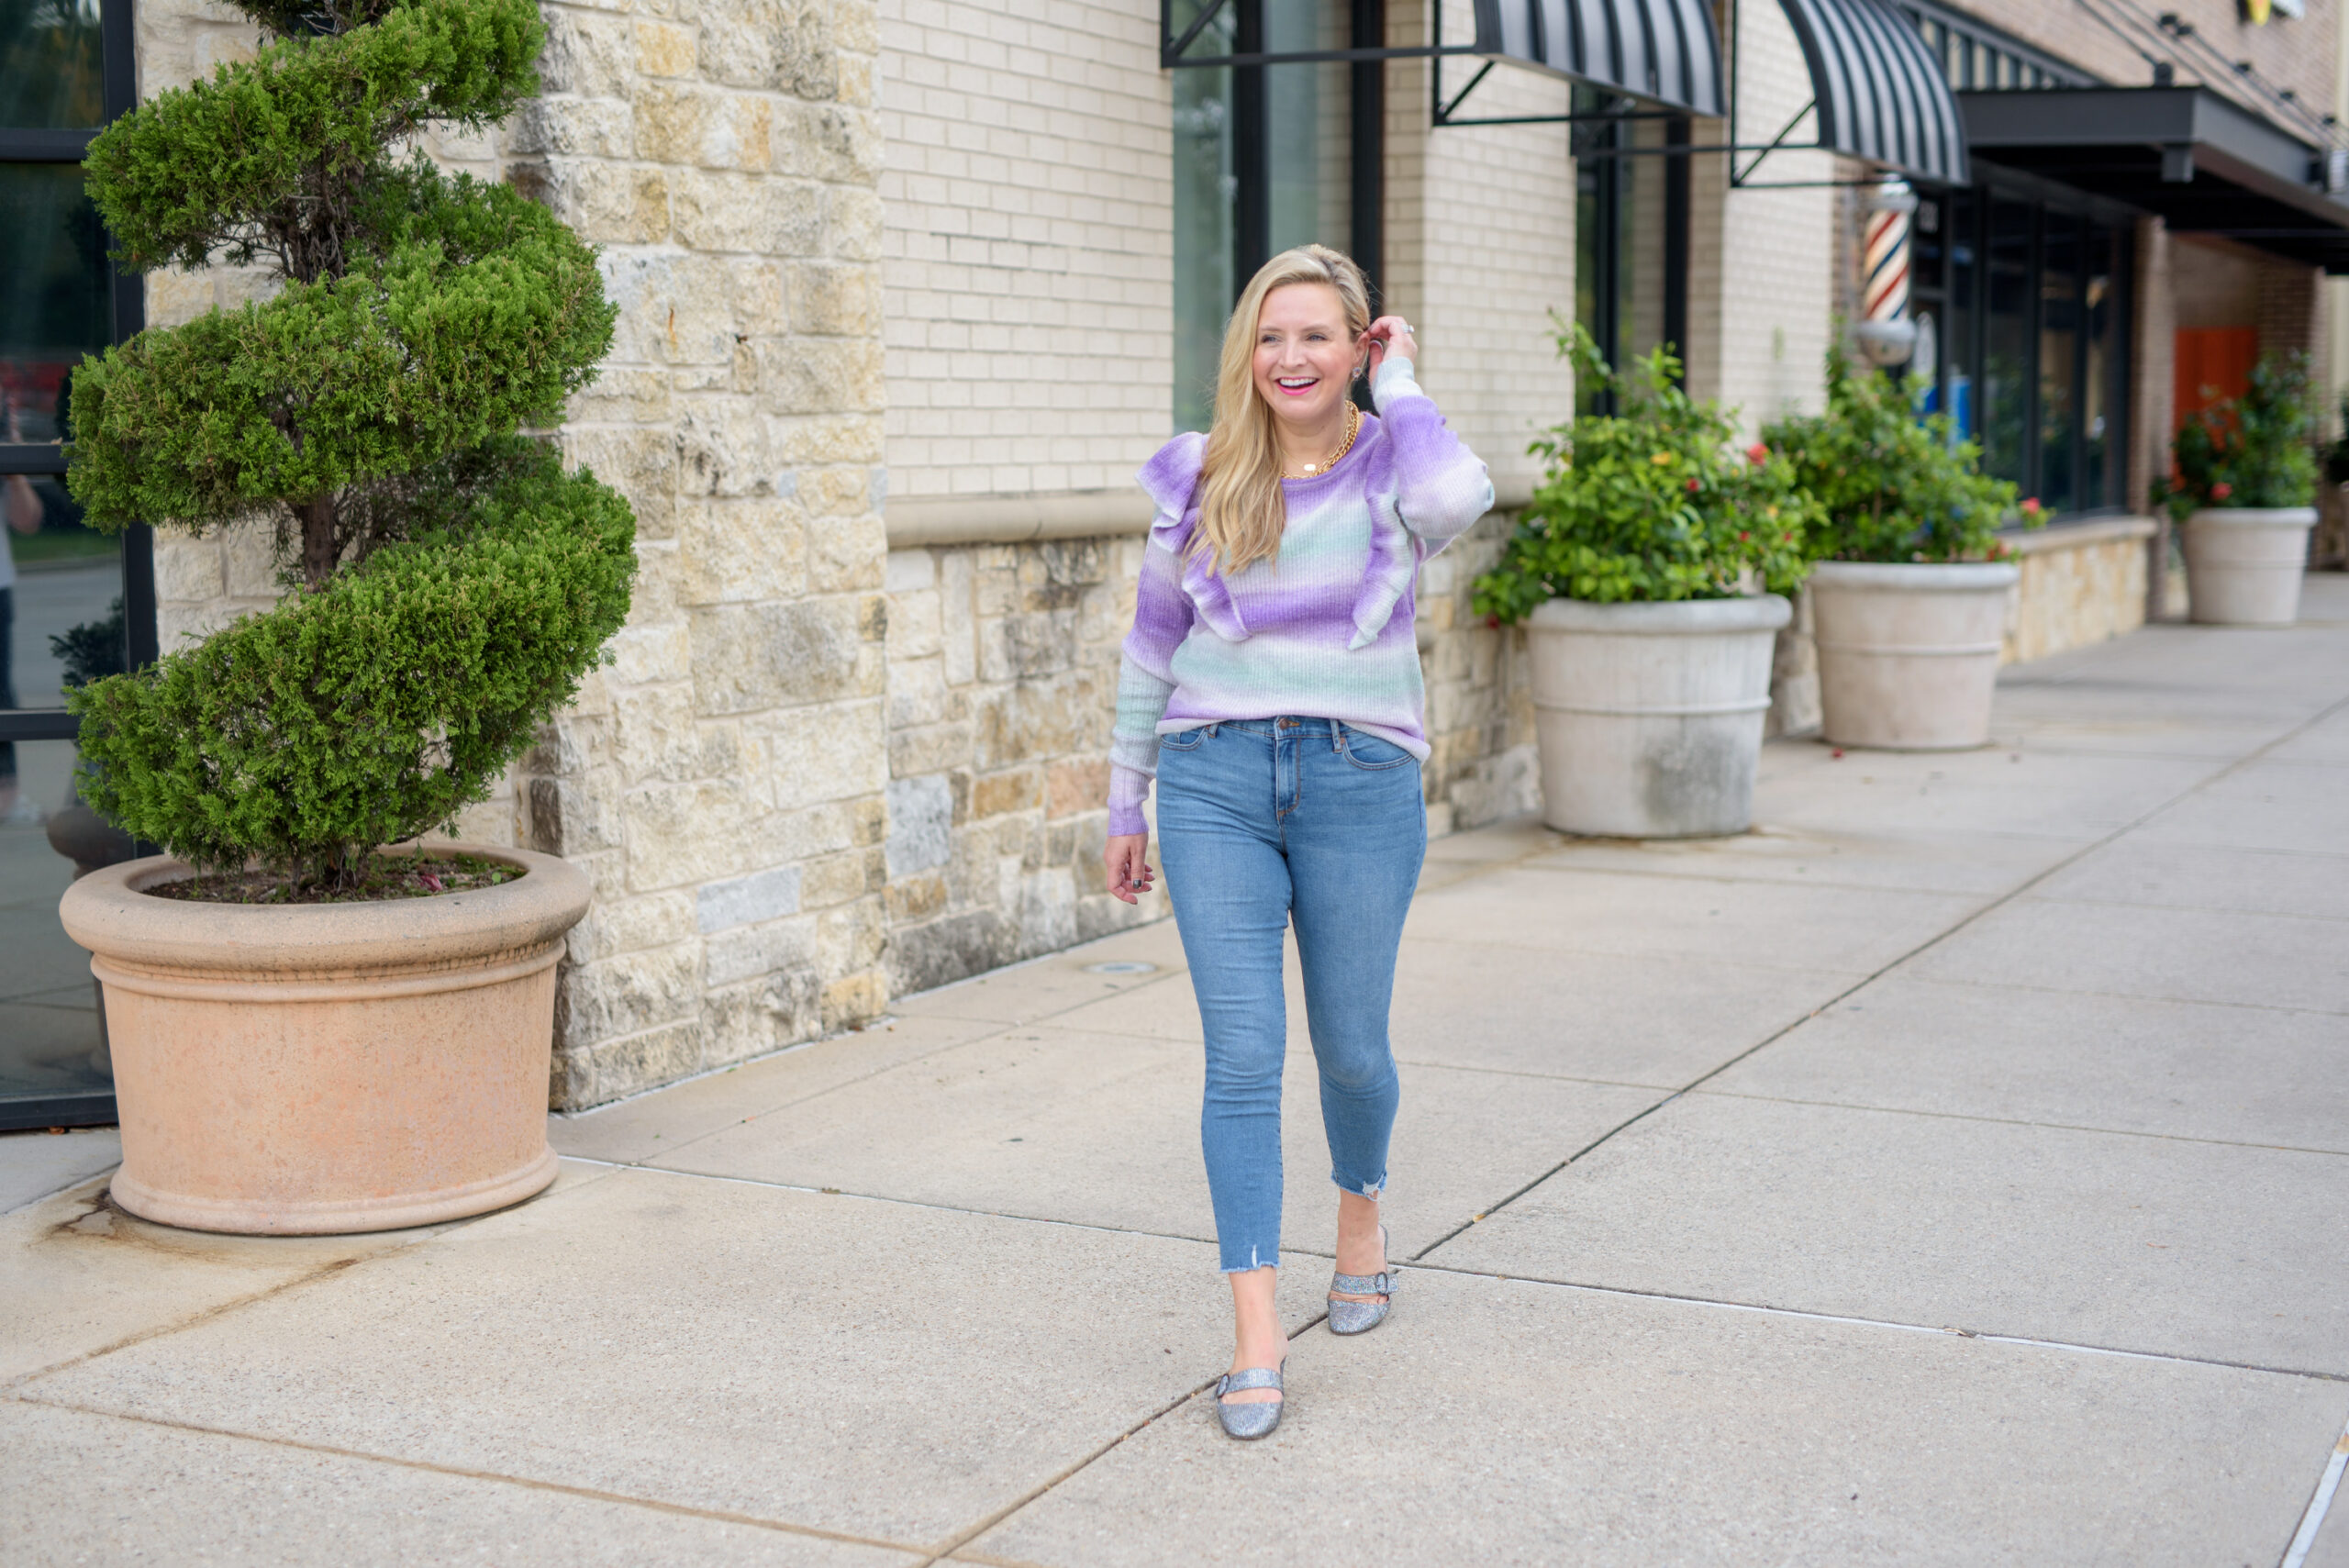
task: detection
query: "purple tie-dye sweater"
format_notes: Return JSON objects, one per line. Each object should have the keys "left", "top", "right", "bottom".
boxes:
{"left": 1107, "top": 358, "right": 1495, "bottom": 837}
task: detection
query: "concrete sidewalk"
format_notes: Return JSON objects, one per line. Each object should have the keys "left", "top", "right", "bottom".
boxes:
{"left": 6, "top": 579, "right": 2347, "bottom": 1566}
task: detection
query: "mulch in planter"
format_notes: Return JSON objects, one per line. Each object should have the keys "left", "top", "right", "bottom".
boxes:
{"left": 147, "top": 851, "right": 526, "bottom": 906}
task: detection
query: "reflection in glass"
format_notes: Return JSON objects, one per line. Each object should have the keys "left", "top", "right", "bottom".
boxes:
{"left": 1168, "top": 0, "right": 1352, "bottom": 436}
{"left": 1943, "top": 191, "right": 1974, "bottom": 441}
{"left": 1172, "top": 19, "right": 1235, "bottom": 435}
{"left": 1575, "top": 90, "right": 1666, "bottom": 414}
{"left": 2, "top": 163, "right": 113, "bottom": 447}
{"left": 1982, "top": 197, "right": 2032, "bottom": 489}
{"left": 2083, "top": 224, "right": 2118, "bottom": 511}
{"left": 0, "top": 0, "right": 103, "bottom": 128}
{"left": 2038, "top": 209, "right": 2079, "bottom": 512}
{"left": 0, "top": 740, "right": 115, "bottom": 1108}
{"left": 1263, "top": 0, "right": 1347, "bottom": 260}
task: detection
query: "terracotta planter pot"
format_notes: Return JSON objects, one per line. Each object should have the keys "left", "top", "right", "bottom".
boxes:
{"left": 2182, "top": 506, "right": 2315, "bottom": 626}
{"left": 59, "top": 845, "right": 590, "bottom": 1235}
{"left": 1525, "top": 594, "right": 1790, "bottom": 839}
{"left": 1809, "top": 561, "right": 2019, "bottom": 751}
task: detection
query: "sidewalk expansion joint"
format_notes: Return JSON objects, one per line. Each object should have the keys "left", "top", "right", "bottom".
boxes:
{"left": 1409, "top": 687, "right": 2349, "bottom": 1264}
{"left": 3, "top": 1396, "right": 929, "bottom": 1558}
{"left": 911, "top": 1307, "right": 1341, "bottom": 1566}
{"left": 1686, "top": 1087, "right": 2349, "bottom": 1158}
{"left": 1386, "top": 1264, "right": 2349, "bottom": 1385}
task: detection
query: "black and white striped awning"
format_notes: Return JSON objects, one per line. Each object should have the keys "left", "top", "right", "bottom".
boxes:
{"left": 1467, "top": 0, "right": 1727, "bottom": 118}
{"left": 1161, "top": 0, "right": 1968, "bottom": 184}
{"left": 1778, "top": 0, "right": 1968, "bottom": 184}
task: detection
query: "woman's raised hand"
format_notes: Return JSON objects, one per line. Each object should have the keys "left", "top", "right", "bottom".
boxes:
{"left": 1103, "top": 833, "right": 1156, "bottom": 905}
{"left": 1363, "top": 316, "right": 1418, "bottom": 384}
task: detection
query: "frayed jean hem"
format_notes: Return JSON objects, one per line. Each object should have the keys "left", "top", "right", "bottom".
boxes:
{"left": 1219, "top": 1244, "right": 1279, "bottom": 1275}
{"left": 1331, "top": 1173, "right": 1386, "bottom": 1200}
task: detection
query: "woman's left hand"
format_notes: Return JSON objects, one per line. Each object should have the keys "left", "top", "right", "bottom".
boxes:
{"left": 1363, "top": 316, "right": 1418, "bottom": 384}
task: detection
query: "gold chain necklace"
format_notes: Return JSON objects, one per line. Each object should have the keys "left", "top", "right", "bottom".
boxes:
{"left": 1286, "top": 401, "right": 1360, "bottom": 479}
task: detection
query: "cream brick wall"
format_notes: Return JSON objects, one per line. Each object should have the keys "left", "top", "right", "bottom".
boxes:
{"left": 1948, "top": 0, "right": 2336, "bottom": 115}
{"left": 132, "top": 0, "right": 894, "bottom": 1109}
{"left": 875, "top": 0, "right": 1171, "bottom": 499}
{"left": 1709, "top": 0, "right": 1832, "bottom": 435}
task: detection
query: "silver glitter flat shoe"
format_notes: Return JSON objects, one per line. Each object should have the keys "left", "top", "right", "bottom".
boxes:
{"left": 1327, "top": 1222, "right": 1395, "bottom": 1336}
{"left": 1213, "top": 1363, "right": 1285, "bottom": 1440}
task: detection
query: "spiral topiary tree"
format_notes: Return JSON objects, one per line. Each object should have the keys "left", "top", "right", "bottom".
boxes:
{"left": 63, "top": 0, "right": 636, "bottom": 888}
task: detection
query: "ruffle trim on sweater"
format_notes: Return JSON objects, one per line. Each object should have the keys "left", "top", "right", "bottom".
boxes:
{"left": 1134, "top": 419, "right": 1422, "bottom": 650}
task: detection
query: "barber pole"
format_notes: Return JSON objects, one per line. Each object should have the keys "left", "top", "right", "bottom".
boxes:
{"left": 1854, "top": 178, "right": 1920, "bottom": 367}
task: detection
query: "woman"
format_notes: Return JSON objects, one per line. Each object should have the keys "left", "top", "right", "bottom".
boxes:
{"left": 1102, "top": 245, "right": 1493, "bottom": 1440}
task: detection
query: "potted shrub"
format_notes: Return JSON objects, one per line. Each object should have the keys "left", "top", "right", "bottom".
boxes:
{"left": 1764, "top": 349, "right": 2029, "bottom": 751}
{"left": 1474, "top": 326, "right": 1814, "bottom": 838}
{"left": 52, "top": 0, "right": 636, "bottom": 1233}
{"left": 2170, "top": 353, "right": 2320, "bottom": 625}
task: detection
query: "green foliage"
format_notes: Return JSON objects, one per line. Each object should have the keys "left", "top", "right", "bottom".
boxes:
{"left": 1473, "top": 322, "right": 1817, "bottom": 618}
{"left": 72, "top": 452, "right": 632, "bottom": 876}
{"left": 2324, "top": 393, "right": 2349, "bottom": 487}
{"left": 1762, "top": 345, "right": 2028, "bottom": 563}
{"left": 80, "top": 0, "right": 542, "bottom": 278}
{"left": 2170, "top": 352, "right": 2319, "bottom": 510}
{"left": 69, "top": 172, "right": 611, "bottom": 535}
{"left": 61, "top": 0, "right": 634, "bottom": 885}
{"left": 50, "top": 596, "right": 127, "bottom": 689}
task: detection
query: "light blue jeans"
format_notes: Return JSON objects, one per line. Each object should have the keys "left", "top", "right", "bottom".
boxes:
{"left": 1154, "top": 717, "right": 1427, "bottom": 1273}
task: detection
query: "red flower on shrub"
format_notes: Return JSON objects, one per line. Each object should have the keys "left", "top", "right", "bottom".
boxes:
{"left": 2210, "top": 482, "right": 2232, "bottom": 500}
{"left": 2020, "top": 497, "right": 2043, "bottom": 516}
{"left": 1747, "top": 443, "right": 1769, "bottom": 463}
{"left": 1738, "top": 531, "right": 1750, "bottom": 541}
{"left": 1686, "top": 477, "right": 1701, "bottom": 493}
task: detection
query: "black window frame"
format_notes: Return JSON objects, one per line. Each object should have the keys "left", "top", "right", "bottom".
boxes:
{"left": 0, "top": 0, "right": 154, "bottom": 749}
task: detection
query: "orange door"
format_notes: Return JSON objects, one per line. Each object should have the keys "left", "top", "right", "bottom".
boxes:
{"left": 2173, "top": 327, "right": 2258, "bottom": 436}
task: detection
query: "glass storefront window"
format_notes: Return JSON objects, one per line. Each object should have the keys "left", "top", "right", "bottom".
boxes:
{"left": 2083, "top": 223, "right": 2119, "bottom": 509}
{"left": 1168, "top": 0, "right": 1356, "bottom": 436}
{"left": 1, "top": 740, "right": 111, "bottom": 1108}
{"left": 1171, "top": 0, "right": 1234, "bottom": 437}
{"left": 1981, "top": 197, "right": 2032, "bottom": 492}
{"left": 1943, "top": 190, "right": 1975, "bottom": 441}
{"left": 0, "top": 0, "right": 105, "bottom": 128}
{"left": 1575, "top": 92, "right": 1680, "bottom": 414}
{"left": 2, "top": 164, "right": 112, "bottom": 449}
{"left": 3, "top": 0, "right": 142, "bottom": 1128}
{"left": 2038, "top": 209, "right": 2080, "bottom": 513}
{"left": 1931, "top": 184, "right": 2129, "bottom": 517}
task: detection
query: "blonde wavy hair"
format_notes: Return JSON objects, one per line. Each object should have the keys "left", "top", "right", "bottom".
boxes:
{"left": 1195, "top": 244, "right": 1373, "bottom": 576}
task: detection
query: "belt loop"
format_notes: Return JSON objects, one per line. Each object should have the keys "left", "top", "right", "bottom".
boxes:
{"left": 1331, "top": 719, "right": 1348, "bottom": 752}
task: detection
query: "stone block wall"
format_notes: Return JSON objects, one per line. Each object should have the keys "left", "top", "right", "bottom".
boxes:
{"left": 878, "top": 536, "right": 1163, "bottom": 995}
{"left": 512, "top": 0, "right": 894, "bottom": 1107}
{"left": 2002, "top": 520, "right": 2154, "bottom": 664}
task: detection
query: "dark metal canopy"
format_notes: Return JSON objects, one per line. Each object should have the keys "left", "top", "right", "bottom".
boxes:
{"left": 1960, "top": 86, "right": 2349, "bottom": 273}
{"left": 1468, "top": 0, "right": 1725, "bottom": 117}
{"left": 1780, "top": 0, "right": 1966, "bottom": 184}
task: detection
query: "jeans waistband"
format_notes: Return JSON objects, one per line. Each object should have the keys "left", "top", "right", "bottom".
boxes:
{"left": 1208, "top": 717, "right": 1344, "bottom": 740}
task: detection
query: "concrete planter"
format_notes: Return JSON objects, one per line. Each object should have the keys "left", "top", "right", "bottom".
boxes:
{"left": 1525, "top": 595, "right": 1790, "bottom": 839}
{"left": 59, "top": 846, "right": 590, "bottom": 1235}
{"left": 1809, "top": 561, "right": 2019, "bottom": 751}
{"left": 2182, "top": 506, "right": 2315, "bottom": 626}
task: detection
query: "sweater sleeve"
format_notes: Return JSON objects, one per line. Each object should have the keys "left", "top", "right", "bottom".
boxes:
{"left": 1371, "top": 355, "right": 1495, "bottom": 553}
{"left": 1108, "top": 437, "right": 1206, "bottom": 837}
